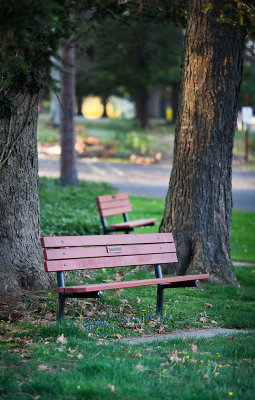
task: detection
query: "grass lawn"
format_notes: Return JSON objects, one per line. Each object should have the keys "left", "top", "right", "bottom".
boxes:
{"left": 40, "top": 178, "right": 255, "bottom": 263}
{"left": 0, "top": 178, "right": 254, "bottom": 399}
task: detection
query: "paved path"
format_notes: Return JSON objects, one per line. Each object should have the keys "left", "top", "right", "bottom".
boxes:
{"left": 38, "top": 156, "right": 255, "bottom": 212}
{"left": 122, "top": 328, "right": 251, "bottom": 344}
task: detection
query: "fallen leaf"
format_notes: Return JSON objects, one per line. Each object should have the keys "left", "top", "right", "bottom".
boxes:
{"left": 134, "top": 327, "right": 145, "bottom": 334}
{"left": 56, "top": 334, "right": 67, "bottom": 345}
{"left": 148, "top": 320, "right": 158, "bottom": 328}
{"left": 131, "top": 351, "right": 142, "bottom": 358}
{"left": 115, "top": 334, "right": 123, "bottom": 340}
{"left": 77, "top": 353, "right": 83, "bottom": 359}
{"left": 38, "top": 364, "right": 51, "bottom": 371}
{"left": 136, "top": 364, "right": 146, "bottom": 371}
{"left": 211, "top": 320, "right": 217, "bottom": 324}
{"left": 190, "top": 344, "right": 198, "bottom": 353}
{"left": 115, "top": 272, "right": 124, "bottom": 281}
{"left": 200, "top": 312, "right": 207, "bottom": 317}
{"left": 137, "top": 297, "right": 142, "bottom": 304}
{"left": 106, "top": 383, "right": 115, "bottom": 393}
{"left": 167, "top": 350, "right": 185, "bottom": 364}
{"left": 200, "top": 317, "right": 207, "bottom": 323}
{"left": 156, "top": 325, "right": 166, "bottom": 334}
{"left": 44, "top": 312, "right": 54, "bottom": 321}
{"left": 204, "top": 303, "right": 213, "bottom": 308}
{"left": 68, "top": 347, "right": 76, "bottom": 353}
{"left": 204, "top": 373, "right": 209, "bottom": 380}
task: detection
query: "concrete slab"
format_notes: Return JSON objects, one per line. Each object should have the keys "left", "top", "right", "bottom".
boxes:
{"left": 122, "top": 328, "right": 250, "bottom": 344}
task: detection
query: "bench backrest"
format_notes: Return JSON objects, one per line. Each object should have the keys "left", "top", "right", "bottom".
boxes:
{"left": 41, "top": 233, "right": 177, "bottom": 273}
{"left": 96, "top": 193, "right": 132, "bottom": 217}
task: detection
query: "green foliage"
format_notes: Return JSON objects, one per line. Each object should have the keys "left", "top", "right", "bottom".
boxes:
{"left": 39, "top": 177, "right": 114, "bottom": 236}
{"left": 76, "top": 15, "right": 183, "bottom": 102}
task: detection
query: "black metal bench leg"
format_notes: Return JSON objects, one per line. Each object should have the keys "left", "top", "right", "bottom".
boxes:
{"left": 156, "top": 285, "right": 164, "bottom": 317}
{"left": 57, "top": 294, "right": 66, "bottom": 323}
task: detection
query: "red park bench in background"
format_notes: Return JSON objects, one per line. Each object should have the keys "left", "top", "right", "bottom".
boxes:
{"left": 96, "top": 193, "right": 157, "bottom": 234}
{"left": 41, "top": 233, "right": 209, "bottom": 322}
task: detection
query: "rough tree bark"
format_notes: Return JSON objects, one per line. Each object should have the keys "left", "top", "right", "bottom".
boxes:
{"left": 160, "top": 0, "right": 246, "bottom": 285}
{"left": 60, "top": 39, "right": 79, "bottom": 186}
{"left": 0, "top": 91, "right": 50, "bottom": 292}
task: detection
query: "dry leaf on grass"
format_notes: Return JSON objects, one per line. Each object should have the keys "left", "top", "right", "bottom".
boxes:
{"left": 156, "top": 325, "right": 166, "bottom": 334}
{"left": 136, "top": 364, "right": 146, "bottom": 371}
{"left": 190, "top": 344, "right": 198, "bottom": 353}
{"left": 106, "top": 383, "right": 115, "bottom": 393}
{"left": 204, "top": 303, "right": 213, "bottom": 308}
{"left": 148, "top": 320, "right": 158, "bottom": 328}
{"left": 38, "top": 364, "right": 51, "bottom": 371}
{"left": 56, "top": 334, "right": 67, "bottom": 345}
{"left": 167, "top": 350, "right": 186, "bottom": 364}
{"left": 200, "top": 317, "right": 207, "bottom": 323}
{"left": 134, "top": 327, "right": 145, "bottom": 334}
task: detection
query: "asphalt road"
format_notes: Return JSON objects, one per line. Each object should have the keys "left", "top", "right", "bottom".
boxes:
{"left": 39, "top": 156, "right": 255, "bottom": 212}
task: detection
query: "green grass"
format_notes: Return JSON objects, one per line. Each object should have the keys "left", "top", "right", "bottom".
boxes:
{"left": 0, "top": 320, "right": 254, "bottom": 399}
{"left": 1, "top": 178, "right": 254, "bottom": 399}
{"left": 40, "top": 178, "right": 255, "bottom": 263}
{"left": 231, "top": 210, "right": 255, "bottom": 262}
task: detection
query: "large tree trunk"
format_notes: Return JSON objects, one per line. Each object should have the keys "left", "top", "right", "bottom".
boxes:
{"left": 0, "top": 91, "right": 50, "bottom": 292}
{"left": 160, "top": 1, "right": 245, "bottom": 285}
{"left": 60, "top": 39, "right": 79, "bottom": 186}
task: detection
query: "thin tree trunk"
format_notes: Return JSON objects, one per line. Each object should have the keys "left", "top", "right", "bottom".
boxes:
{"left": 134, "top": 86, "right": 149, "bottom": 128}
{"left": 0, "top": 91, "right": 50, "bottom": 292}
{"left": 101, "top": 95, "right": 108, "bottom": 118}
{"left": 60, "top": 39, "right": 79, "bottom": 186}
{"left": 76, "top": 95, "right": 83, "bottom": 116}
{"left": 160, "top": 0, "right": 245, "bottom": 285}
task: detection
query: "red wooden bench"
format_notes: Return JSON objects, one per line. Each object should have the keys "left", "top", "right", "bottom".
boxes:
{"left": 41, "top": 233, "right": 209, "bottom": 322}
{"left": 96, "top": 193, "right": 157, "bottom": 234}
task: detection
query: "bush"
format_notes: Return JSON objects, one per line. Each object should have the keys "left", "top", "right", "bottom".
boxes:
{"left": 39, "top": 177, "right": 115, "bottom": 236}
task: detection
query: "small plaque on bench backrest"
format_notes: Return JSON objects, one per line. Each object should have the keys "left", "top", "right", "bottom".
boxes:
{"left": 107, "top": 246, "right": 122, "bottom": 253}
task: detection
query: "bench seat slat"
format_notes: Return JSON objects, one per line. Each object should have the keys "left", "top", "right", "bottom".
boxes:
{"left": 41, "top": 233, "right": 174, "bottom": 248}
{"left": 44, "top": 242, "right": 176, "bottom": 261}
{"left": 99, "top": 205, "right": 132, "bottom": 217}
{"left": 97, "top": 193, "right": 129, "bottom": 203}
{"left": 56, "top": 274, "right": 210, "bottom": 293}
{"left": 110, "top": 218, "right": 157, "bottom": 229}
{"left": 44, "top": 252, "right": 178, "bottom": 272}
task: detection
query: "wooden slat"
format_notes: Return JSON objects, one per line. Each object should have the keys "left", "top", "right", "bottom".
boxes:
{"left": 98, "top": 199, "right": 131, "bottom": 211}
{"left": 41, "top": 233, "right": 174, "bottom": 248}
{"left": 99, "top": 205, "right": 132, "bottom": 217}
{"left": 97, "top": 193, "right": 129, "bottom": 203}
{"left": 44, "top": 242, "right": 176, "bottom": 261}
{"left": 44, "top": 252, "right": 178, "bottom": 272}
{"left": 110, "top": 218, "right": 157, "bottom": 229}
{"left": 56, "top": 274, "right": 210, "bottom": 293}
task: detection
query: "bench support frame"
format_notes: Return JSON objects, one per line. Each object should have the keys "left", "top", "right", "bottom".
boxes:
{"left": 101, "top": 214, "right": 134, "bottom": 234}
